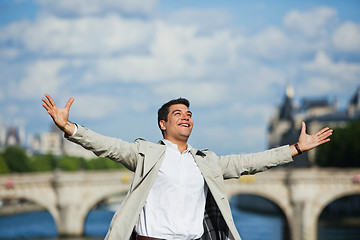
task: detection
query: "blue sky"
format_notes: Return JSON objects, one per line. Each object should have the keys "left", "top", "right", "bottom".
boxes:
{"left": 0, "top": 0, "right": 359, "bottom": 155}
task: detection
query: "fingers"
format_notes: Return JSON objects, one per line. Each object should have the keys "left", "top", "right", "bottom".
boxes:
{"left": 65, "top": 97, "right": 74, "bottom": 110}
{"left": 42, "top": 101, "right": 49, "bottom": 111}
{"left": 42, "top": 94, "right": 55, "bottom": 110}
{"left": 317, "top": 138, "right": 331, "bottom": 146}
{"left": 42, "top": 98, "right": 51, "bottom": 111}
{"left": 42, "top": 94, "right": 74, "bottom": 119}
{"left": 312, "top": 128, "right": 332, "bottom": 148}
{"left": 316, "top": 127, "right": 330, "bottom": 136}
{"left": 301, "top": 121, "right": 306, "bottom": 134}
{"left": 45, "top": 93, "right": 56, "bottom": 107}
{"left": 316, "top": 127, "right": 333, "bottom": 140}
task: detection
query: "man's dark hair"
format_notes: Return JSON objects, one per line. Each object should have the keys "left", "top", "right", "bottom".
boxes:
{"left": 157, "top": 98, "right": 190, "bottom": 134}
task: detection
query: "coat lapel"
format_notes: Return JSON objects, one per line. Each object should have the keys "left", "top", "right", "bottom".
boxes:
{"left": 142, "top": 143, "right": 166, "bottom": 177}
{"left": 190, "top": 148, "right": 210, "bottom": 175}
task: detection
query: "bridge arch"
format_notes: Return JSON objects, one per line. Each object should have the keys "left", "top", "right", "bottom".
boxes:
{"left": 316, "top": 193, "right": 360, "bottom": 239}
{"left": 229, "top": 188, "right": 292, "bottom": 222}
{"left": 298, "top": 182, "right": 360, "bottom": 240}
{"left": 0, "top": 189, "right": 59, "bottom": 226}
{"left": 0, "top": 195, "right": 58, "bottom": 221}
{"left": 82, "top": 189, "right": 129, "bottom": 236}
{"left": 82, "top": 188, "right": 128, "bottom": 214}
{"left": 313, "top": 188, "right": 360, "bottom": 224}
{"left": 230, "top": 192, "right": 291, "bottom": 240}
{"left": 0, "top": 195, "right": 59, "bottom": 238}
{"left": 79, "top": 186, "right": 128, "bottom": 229}
{"left": 56, "top": 184, "right": 131, "bottom": 236}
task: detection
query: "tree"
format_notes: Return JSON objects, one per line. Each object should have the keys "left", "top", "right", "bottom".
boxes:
{"left": 58, "top": 155, "right": 86, "bottom": 171}
{"left": 315, "top": 120, "right": 360, "bottom": 167}
{"left": 84, "top": 157, "right": 125, "bottom": 170}
{"left": 30, "top": 154, "right": 57, "bottom": 172}
{"left": 2, "top": 146, "right": 32, "bottom": 172}
{"left": 0, "top": 154, "right": 10, "bottom": 174}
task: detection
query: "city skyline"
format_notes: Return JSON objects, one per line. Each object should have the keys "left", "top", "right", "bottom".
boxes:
{"left": 1, "top": 0, "right": 359, "bottom": 155}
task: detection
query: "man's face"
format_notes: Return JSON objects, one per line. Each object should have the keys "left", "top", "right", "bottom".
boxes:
{"left": 160, "top": 104, "right": 193, "bottom": 143}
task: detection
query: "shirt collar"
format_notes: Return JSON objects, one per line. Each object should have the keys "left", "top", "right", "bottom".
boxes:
{"left": 161, "top": 139, "right": 192, "bottom": 153}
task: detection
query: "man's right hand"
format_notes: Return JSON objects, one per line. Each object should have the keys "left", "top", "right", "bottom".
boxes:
{"left": 42, "top": 94, "right": 76, "bottom": 136}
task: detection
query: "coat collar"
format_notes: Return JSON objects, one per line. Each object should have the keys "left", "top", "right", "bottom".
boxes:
{"left": 190, "top": 147, "right": 208, "bottom": 157}
{"left": 141, "top": 140, "right": 208, "bottom": 178}
{"left": 141, "top": 142, "right": 166, "bottom": 177}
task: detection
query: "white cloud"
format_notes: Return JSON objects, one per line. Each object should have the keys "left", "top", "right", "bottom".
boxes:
{"left": 164, "top": 8, "right": 231, "bottom": 33}
{"left": 195, "top": 123, "right": 267, "bottom": 154}
{"left": 70, "top": 94, "right": 123, "bottom": 120}
{"left": 237, "top": 125, "right": 268, "bottom": 152}
{"left": 1, "top": 15, "right": 154, "bottom": 56}
{"left": 1, "top": 12, "right": 243, "bottom": 86}
{"left": 228, "top": 102, "right": 274, "bottom": 123}
{"left": 36, "top": 0, "right": 157, "bottom": 16}
{"left": 81, "top": 21, "right": 243, "bottom": 84}
{"left": 299, "top": 51, "right": 360, "bottom": 98}
{"left": 299, "top": 76, "right": 342, "bottom": 96}
{"left": 247, "top": 7, "right": 340, "bottom": 61}
{"left": 153, "top": 81, "right": 228, "bottom": 107}
{"left": 283, "top": 7, "right": 337, "bottom": 39}
{"left": 13, "top": 60, "right": 67, "bottom": 99}
{"left": 0, "top": 48, "right": 19, "bottom": 59}
{"left": 224, "top": 61, "right": 287, "bottom": 102}
{"left": 256, "top": 7, "right": 338, "bottom": 60}
{"left": 0, "top": 20, "right": 28, "bottom": 43}
{"left": 4, "top": 104, "right": 20, "bottom": 118}
{"left": 332, "top": 21, "right": 360, "bottom": 52}
{"left": 91, "top": 54, "right": 190, "bottom": 83}
{"left": 248, "top": 27, "right": 290, "bottom": 60}
{"left": 303, "top": 51, "right": 360, "bottom": 82}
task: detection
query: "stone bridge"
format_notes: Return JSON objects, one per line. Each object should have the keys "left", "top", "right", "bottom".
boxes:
{"left": 1, "top": 168, "right": 360, "bottom": 240}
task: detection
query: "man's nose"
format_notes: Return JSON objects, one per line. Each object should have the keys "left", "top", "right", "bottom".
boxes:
{"left": 181, "top": 113, "right": 189, "bottom": 120}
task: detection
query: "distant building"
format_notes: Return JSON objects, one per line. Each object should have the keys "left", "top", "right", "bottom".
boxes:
{"left": 5, "top": 127, "right": 21, "bottom": 146}
{"left": 268, "top": 85, "right": 360, "bottom": 167}
{"left": 0, "top": 122, "right": 95, "bottom": 159}
{"left": 40, "top": 125, "right": 63, "bottom": 156}
{"left": 0, "top": 123, "right": 25, "bottom": 149}
{"left": 28, "top": 134, "right": 41, "bottom": 154}
{"left": 37, "top": 124, "right": 95, "bottom": 159}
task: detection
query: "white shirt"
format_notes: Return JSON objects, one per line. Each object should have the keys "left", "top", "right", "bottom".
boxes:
{"left": 135, "top": 140, "right": 208, "bottom": 239}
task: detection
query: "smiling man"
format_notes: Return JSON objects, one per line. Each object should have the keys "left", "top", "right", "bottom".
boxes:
{"left": 42, "top": 94, "right": 332, "bottom": 240}
{"left": 158, "top": 98, "right": 193, "bottom": 152}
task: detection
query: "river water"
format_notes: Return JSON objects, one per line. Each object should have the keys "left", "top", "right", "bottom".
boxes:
{"left": 0, "top": 203, "right": 359, "bottom": 240}
{"left": 0, "top": 207, "right": 284, "bottom": 240}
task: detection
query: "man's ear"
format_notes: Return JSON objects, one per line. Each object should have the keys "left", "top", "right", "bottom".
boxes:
{"left": 159, "top": 120, "right": 166, "bottom": 130}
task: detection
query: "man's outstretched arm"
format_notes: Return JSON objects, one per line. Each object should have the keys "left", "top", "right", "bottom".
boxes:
{"left": 289, "top": 121, "right": 333, "bottom": 157}
{"left": 42, "top": 94, "right": 76, "bottom": 136}
{"left": 219, "top": 122, "right": 333, "bottom": 178}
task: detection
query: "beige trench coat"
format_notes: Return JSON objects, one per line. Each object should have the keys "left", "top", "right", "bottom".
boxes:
{"left": 67, "top": 125, "right": 293, "bottom": 240}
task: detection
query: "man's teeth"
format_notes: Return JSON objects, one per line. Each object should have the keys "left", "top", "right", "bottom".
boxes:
{"left": 180, "top": 124, "right": 189, "bottom": 127}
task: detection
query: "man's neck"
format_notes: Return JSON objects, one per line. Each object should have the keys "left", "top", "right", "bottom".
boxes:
{"left": 163, "top": 138, "right": 188, "bottom": 153}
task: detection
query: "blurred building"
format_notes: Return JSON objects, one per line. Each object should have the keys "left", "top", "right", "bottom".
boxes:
{"left": 0, "top": 122, "right": 95, "bottom": 159}
{"left": 268, "top": 85, "right": 360, "bottom": 167}
{"left": 0, "top": 123, "right": 25, "bottom": 149}
{"left": 34, "top": 124, "right": 95, "bottom": 159}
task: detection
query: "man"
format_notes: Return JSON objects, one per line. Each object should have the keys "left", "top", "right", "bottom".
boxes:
{"left": 42, "top": 94, "right": 332, "bottom": 240}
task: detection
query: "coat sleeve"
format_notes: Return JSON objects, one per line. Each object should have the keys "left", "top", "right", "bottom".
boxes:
{"left": 65, "top": 124, "right": 140, "bottom": 171}
{"left": 218, "top": 145, "right": 293, "bottom": 179}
